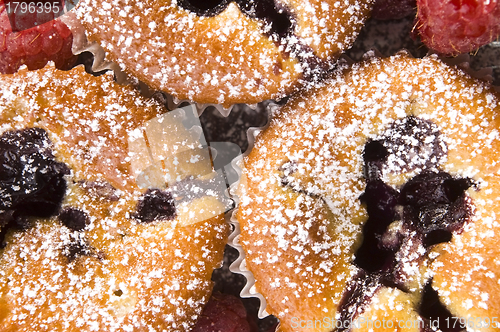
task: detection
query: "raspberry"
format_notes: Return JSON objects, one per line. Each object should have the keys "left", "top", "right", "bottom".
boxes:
{"left": 0, "top": 0, "right": 77, "bottom": 74}
{"left": 191, "top": 293, "right": 258, "bottom": 332}
{"left": 371, "top": 0, "right": 416, "bottom": 20}
{"left": 415, "top": 0, "right": 500, "bottom": 56}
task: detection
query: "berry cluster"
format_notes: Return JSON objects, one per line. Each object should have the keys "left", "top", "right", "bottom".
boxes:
{"left": 0, "top": 0, "right": 76, "bottom": 74}
{"left": 0, "top": 128, "right": 70, "bottom": 247}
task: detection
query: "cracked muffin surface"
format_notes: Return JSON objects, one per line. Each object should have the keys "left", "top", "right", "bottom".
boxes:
{"left": 75, "top": 0, "right": 373, "bottom": 107}
{"left": 237, "top": 53, "right": 500, "bottom": 332}
{"left": 0, "top": 65, "right": 229, "bottom": 332}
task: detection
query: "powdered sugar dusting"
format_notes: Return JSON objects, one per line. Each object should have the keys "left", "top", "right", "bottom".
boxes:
{"left": 75, "top": 0, "right": 373, "bottom": 107}
{"left": 237, "top": 53, "right": 500, "bottom": 331}
{"left": 0, "top": 65, "right": 228, "bottom": 331}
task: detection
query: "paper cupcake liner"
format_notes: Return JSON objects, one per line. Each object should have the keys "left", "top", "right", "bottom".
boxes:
{"left": 59, "top": 11, "right": 129, "bottom": 84}
{"left": 226, "top": 103, "right": 280, "bottom": 320}
{"left": 168, "top": 97, "right": 272, "bottom": 118}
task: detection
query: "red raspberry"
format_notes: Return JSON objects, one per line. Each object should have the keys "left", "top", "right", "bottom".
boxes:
{"left": 191, "top": 293, "right": 259, "bottom": 332}
{"left": 415, "top": 0, "right": 500, "bottom": 56}
{"left": 0, "top": 0, "right": 77, "bottom": 74}
{"left": 372, "top": 0, "right": 416, "bottom": 20}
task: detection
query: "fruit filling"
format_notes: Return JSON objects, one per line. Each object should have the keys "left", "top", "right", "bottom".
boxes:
{"left": 344, "top": 116, "right": 474, "bottom": 325}
{"left": 374, "top": 116, "right": 447, "bottom": 175}
{"left": 177, "top": 0, "right": 294, "bottom": 41}
{"left": 355, "top": 171, "right": 473, "bottom": 274}
{"left": 177, "top": 0, "right": 230, "bottom": 16}
{"left": 236, "top": 0, "right": 294, "bottom": 40}
{"left": 62, "top": 237, "right": 94, "bottom": 262}
{"left": 0, "top": 127, "right": 70, "bottom": 247}
{"left": 135, "top": 188, "right": 177, "bottom": 223}
{"left": 336, "top": 271, "right": 383, "bottom": 332}
{"left": 356, "top": 116, "right": 473, "bottom": 274}
{"left": 419, "top": 282, "right": 466, "bottom": 332}
{"left": 58, "top": 207, "right": 90, "bottom": 231}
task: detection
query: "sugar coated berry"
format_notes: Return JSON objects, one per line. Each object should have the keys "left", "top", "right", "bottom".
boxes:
{"left": 59, "top": 207, "right": 90, "bottom": 231}
{"left": 416, "top": 0, "right": 500, "bottom": 56}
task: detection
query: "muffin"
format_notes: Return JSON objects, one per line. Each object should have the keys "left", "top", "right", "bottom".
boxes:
{"left": 236, "top": 52, "right": 500, "bottom": 331}
{"left": 0, "top": 64, "right": 229, "bottom": 331}
{"left": 74, "top": 0, "right": 374, "bottom": 107}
